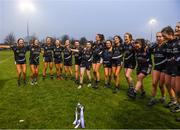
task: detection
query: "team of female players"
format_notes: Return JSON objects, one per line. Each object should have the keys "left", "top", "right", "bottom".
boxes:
{"left": 0, "top": 22, "right": 180, "bottom": 120}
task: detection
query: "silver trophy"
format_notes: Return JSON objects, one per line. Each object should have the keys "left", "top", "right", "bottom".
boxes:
{"left": 73, "top": 103, "right": 85, "bottom": 129}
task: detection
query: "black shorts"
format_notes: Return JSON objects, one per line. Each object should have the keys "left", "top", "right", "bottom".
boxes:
{"left": 154, "top": 64, "right": 166, "bottom": 73}
{"left": 54, "top": 58, "right": 62, "bottom": 64}
{"left": 29, "top": 59, "right": 39, "bottom": 65}
{"left": 15, "top": 60, "right": 26, "bottom": 65}
{"left": 165, "top": 62, "right": 177, "bottom": 77}
{"left": 124, "top": 59, "right": 136, "bottom": 69}
{"left": 176, "top": 64, "right": 180, "bottom": 76}
{"left": 112, "top": 59, "right": 123, "bottom": 67}
{"left": 103, "top": 61, "right": 112, "bottom": 68}
{"left": 64, "top": 59, "right": 72, "bottom": 66}
{"left": 80, "top": 62, "right": 91, "bottom": 70}
{"left": 137, "top": 64, "right": 152, "bottom": 76}
{"left": 43, "top": 56, "right": 53, "bottom": 62}
{"left": 75, "top": 59, "right": 81, "bottom": 65}
{"left": 92, "top": 56, "right": 102, "bottom": 64}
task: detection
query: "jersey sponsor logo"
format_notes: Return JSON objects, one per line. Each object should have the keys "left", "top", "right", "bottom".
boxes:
{"left": 16, "top": 50, "right": 19, "bottom": 53}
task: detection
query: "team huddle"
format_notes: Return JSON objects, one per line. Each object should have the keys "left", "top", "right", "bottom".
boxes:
{"left": 0, "top": 22, "right": 180, "bottom": 120}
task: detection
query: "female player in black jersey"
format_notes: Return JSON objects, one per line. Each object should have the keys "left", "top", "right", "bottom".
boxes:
{"left": 42, "top": 37, "right": 54, "bottom": 80}
{"left": 171, "top": 22, "right": 180, "bottom": 115}
{"left": 92, "top": 34, "right": 104, "bottom": 89}
{"left": 63, "top": 40, "right": 73, "bottom": 79}
{"left": 112, "top": 35, "right": 124, "bottom": 93}
{"left": 175, "top": 23, "right": 180, "bottom": 87}
{"left": 161, "top": 26, "right": 177, "bottom": 108}
{"left": 53, "top": 39, "right": 63, "bottom": 80}
{"left": 102, "top": 40, "right": 113, "bottom": 88}
{"left": 123, "top": 33, "right": 136, "bottom": 92}
{"left": 174, "top": 23, "right": 180, "bottom": 99}
{"left": 147, "top": 32, "right": 166, "bottom": 106}
{"left": 29, "top": 39, "right": 41, "bottom": 85}
{"left": 73, "top": 40, "right": 82, "bottom": 83}
{"left": 128, "top": 39, "right": 152, "bottom": 98}
{"left": 71, "top": 41, "right": 93, "bottom": 89}
{"left": 0, "top": 38, "right": 28, "bottom": 86}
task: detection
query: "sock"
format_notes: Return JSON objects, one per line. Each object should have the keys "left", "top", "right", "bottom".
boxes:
{"left": 115, "top": 85, "right": 119, "bottom": 89}
{"left": 23, "top": 79, "right": 26, "bottom": 85}
{"left": 96, "top": 80, "right": 100, "bottom": 84}
{"left": 31, "top": 78, "right": 34, "bottom": 83}
{"left": 18, "top": 80, "right": 20, "bottom": 83}
{"left": 129, "top": 82, "right": 134, "bottom": 88}
{"left": 88, "top": 80, "right": 91, "bottom": 84}
{"left": 176, "top": 92, "right": 180, "bottom": 104}
{"left": 170, "top": 97, "right": 176, "bottom": 102}
{"left": 162, "top": 96, "right": 166, "bottom": 100}
{"left": 51, "top": 75, "right": 54, "bottom": 79}
{"left": 151, "top": 97, "right": 155, "bottom": 100}
{"left": 134, "top": 89, "right": 137, "bottom": 94}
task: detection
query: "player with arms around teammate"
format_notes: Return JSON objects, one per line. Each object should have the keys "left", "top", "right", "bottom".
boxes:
{"left": 0, "top": 38, "right": 29, "bottom": 86}
{"left": 147, "top": 32, "right": 166, "bottom": 106}
{"left": 53, "top": 39, "right": 64, "bottom": 80}
{"left": 29, "top": 39, "right": 41, "bottom": 85}
{"left": 128, "top": 39, "right": 152, "bottom": 99}
{"left": 42, "top": 37, "right": 54, "bottom": 80}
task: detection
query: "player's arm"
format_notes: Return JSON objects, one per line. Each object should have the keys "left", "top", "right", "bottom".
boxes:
{"left": 0, "top": 45, "right": 11, "bottom": 49}
{"left": 71, "top": 48, "right": 79, "bottom": 53}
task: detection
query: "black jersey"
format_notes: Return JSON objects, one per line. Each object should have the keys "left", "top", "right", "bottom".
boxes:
{"left": 53, "top": 46, "right": 63, "bottom": 59}
{"left": 124, "top": 42, "right": 136, "bottom": 61}
{"left": 81, "top": 49, "right": 93, "bottom": 64}
{"left": 74, "top": 47, "right": 82, "bottom": 62}
{"left": 29, "top": 45, "right": 41, "bottom": 63}
{"left": 102, "top": 48, "right": 112, "bottom": 64}
{"left": 63, "top": 47, "right": 72, "bottom": 60}
{"left": 112, "top": 43, "right": 124, "bottom": 60}
{"left": 173, "top": 38, "right": 180, "bottom": 65}
{"left": 135, "top": 48, "right": 152, "bottom": 67}
{"left": 92, "top": 42, "right": 104, "bottom": 58}
{"left": 42, "top": 44, "right": 54, "bottom": 58}
{"left": 11, "top": 45, "right": 29, "bottom": 64}
{"left": 150, "top": 43, "right": 167, "bottom": 66}
{"left": 165, "top": 39, "right": 176, "bottom": 64}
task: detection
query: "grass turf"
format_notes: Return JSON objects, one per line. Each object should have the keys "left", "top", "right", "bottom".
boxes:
{"left": 0, "top": 50, "right": 180, "bottom": 129}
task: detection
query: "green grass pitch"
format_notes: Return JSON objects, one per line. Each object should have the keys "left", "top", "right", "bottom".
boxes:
{"left": 0, "top": 50, "right": 180, "bottom": 129}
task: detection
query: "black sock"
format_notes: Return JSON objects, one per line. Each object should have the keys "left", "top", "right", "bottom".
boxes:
{"left": 115, "top": 85, "right": 119, "bottom": 88}
{"left": 170, "top": 97, "right": 176, "bottom": 102}
{"left": 134, "top": 90, "right": 137, "bottom": 94}
{"left": 96, "top": 80, "right": 100, "bottom": 84}
{"left": 17, "top": 80, "right": 20, "bottom": 86}
{"left": 141, "top": 90, "right": 145, "bottom": 94}
{"left": 51, "top": 75, "right": 54, "bottom": 78}
{"left": 34, "top": 77, "right": 37, "bottom": 82}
